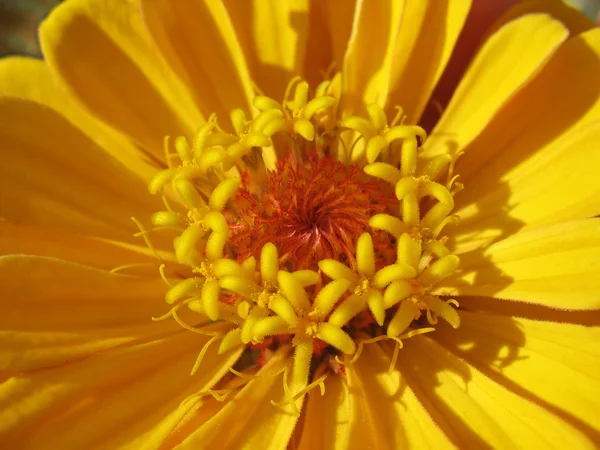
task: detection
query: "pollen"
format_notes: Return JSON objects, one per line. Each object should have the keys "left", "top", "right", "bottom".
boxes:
{"left": 140, "top": 76, "right": 463, "bottom": 409}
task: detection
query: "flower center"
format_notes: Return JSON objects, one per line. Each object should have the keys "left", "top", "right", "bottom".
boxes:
{"left": 139, "top": 76, "right": 464, "bottom": 407}
{"left": 228, "top": 150, "right": 396, "bottom": 271}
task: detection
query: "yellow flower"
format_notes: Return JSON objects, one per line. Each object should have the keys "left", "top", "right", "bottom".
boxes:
{"left": 1, "top": 0, "right": 600, "bottom": 449}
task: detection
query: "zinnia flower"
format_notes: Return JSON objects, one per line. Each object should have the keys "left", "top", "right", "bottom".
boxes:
{"left": 1, "top": 0, "right": 599, "bottom": 448}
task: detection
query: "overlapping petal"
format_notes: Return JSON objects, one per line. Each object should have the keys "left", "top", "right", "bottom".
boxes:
{"left": 443, "top": 219, "right": 600, "bottom": 310}
{"left": 40, "top": 0, "right": 202, "bottom": 155}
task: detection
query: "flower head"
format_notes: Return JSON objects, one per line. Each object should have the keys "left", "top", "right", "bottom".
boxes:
{"left": 1, "top": 0, "right": 600, "bottom": 449}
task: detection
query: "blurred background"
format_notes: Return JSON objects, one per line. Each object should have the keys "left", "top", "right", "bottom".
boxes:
{"left": 0, "top": 0, "right": 598, "bottom": 59}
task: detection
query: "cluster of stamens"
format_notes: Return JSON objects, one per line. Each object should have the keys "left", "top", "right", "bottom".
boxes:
{"left": 137, "top": 76, "right": 463, "bottom": 409}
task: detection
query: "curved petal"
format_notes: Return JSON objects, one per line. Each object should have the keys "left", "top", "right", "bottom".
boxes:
{"left": 0, "top": 255, "right": 180, "bottom": 371}
{"left": 39, "top": 0, "right": 202, "bottom": 155}
{"left": 340, "top": 0, "right": 404, "bottom": 112}
{"left": 454, "top": 28, "right": 600, "bottom": 183}
{"left": 423, "top": 13, "right": 568, "bottom": 156}
{"left": 0, "top": 97, "right": 162, "bottom": 243}
{"left": 178, "top": 348, "right": 300, "bottom": 450}
{"left": 0, "top": 324, "right": 241, "bottom": 449}
{"left": 454, "top": 121, "right": 600, "bottom": 241}
{"left": 433, "top": 311, "right": 600, "bottom": 435}
{"left": 387, "top": 0, "right": 471, "bottom": 123}
{"left": 442, "top": 219, "right": 600, "bottom": 310}
{"left": 0, "top": 56, "right": 157, "bottom": 183}
{"left": 140, "top": 0, "right": 255, "bottom": 121}
{"left": 340, "top": 344, "right": 455, "bottom": 449}
{"left": 395, "top": 336, "right": 597, "bottom": 448}
{"left": 224, "top": 0, "right": 310, "bottom": 98}
{"left": 452, "top": 29, "right": 600, "bottom": 241}
{"left": 493, "top": 0, "right": 594, "bottom": 37}
{"left": 419, "top": 0, "right": 594, "bottom": 131}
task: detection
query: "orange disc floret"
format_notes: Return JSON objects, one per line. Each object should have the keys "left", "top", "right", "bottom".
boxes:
{"left": 229, "top": 151, "right": 397, "bottom": 272}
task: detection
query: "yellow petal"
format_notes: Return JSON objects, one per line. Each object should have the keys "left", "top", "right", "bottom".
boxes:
{"left": 296, "top": 375, "right": 352, "bottom": 450}
{"left": 343, "top": 344, "right": 454, "bottom": 449}
{"left": 0, "top": 97, "right": 163, "bottom": 244}
{"left": 424, "top": 14, "right": 568, "bottom": 157}
{"left": 454, "top": 28, "right": 600, "bottom": 190}
{"left": 0, "top": 56, "right": 156, "bottom": 183}
{"left": 340, "top": 0, "right": 403, "bottom": 112}
{"left": 456, "top": 122, "right": 600, "bottom": 241}
{"left": 0, "top": 222, "right": 173, "bottom": 274}
{"left": 494, "top": 0, "right": 594, "bottom": 37}
{"left": 323, "top": 1, "right": 356, "bottom": 79}
{"left": 39, "top": 0, "right": 201, "bottom": 154}
{"left": 224, "top": 0, "right": 310, "bottom": 99}
{"left": 140, "top": 0, "right": 255, "bottom": 120}
{"left": 433, "top": 310, "right": 600, "bottom": 433}
{"left": 443, "top": 219, "right": 600, "bottom": 310}
{"left": 0, "top": 323, "right": 241, "bottom": 448}
{"left": 178, "top": 348, "right": 302, "bottom": 450}
{"left": 387, "top": 0, "right": 471, "bottom": 123}
{"left": 0, "top": 255, "right": 184, "bottom": 372}
{"left": 396, "top": 336, "right": 596, "bottom": 448}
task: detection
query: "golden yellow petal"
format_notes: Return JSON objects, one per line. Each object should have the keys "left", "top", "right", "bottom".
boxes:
{"left": 424, "top": 14, "right": 568, "bottom": 157}
{"left": 387, "top": 0, "right": 471, "bottom": 123}
{"left": 444, "top": 219, "right": 600, "bottom": 310}
{"left": 455, "top": 28, "right": 600, "bottom": 187}
{"left": 433, "top": 310, "right": 600, "bottom": 434}
{"left": 340, "top": 0, "right": 403, "bottom": 112}
{"left": 224, "top": 0, "right": 310, "bottom": 98}
{"left": 342, "top": 344, "right": 454, "bottom": 449}
{"left": 396, "top": 336, "right": 597, "bottom": 448}
{"left": 0, "top": 56, "right": 156, "bottom": 183}
{"left": 0, "top": 97, "right": 163, "bottom": 244}
{"left": 296, "top": 375, "right": 351, "bottom": 450}
{"left": 0, "top": 222, "right": 173, "bottom": 273}
{"left": 0, "top": 256, "right": 183, "bottom": 371}
{"left": 140, "top": 0, "right": 255, "bottom": 120}
{"left": 453, "top": 121, "right": 600, "bottom": 241}
{"left": 0, "top": 325, "right": 240, "bottom": 448}
{"left": 39, "top": 0, "right": 202, "bottom": 155}
{"left": 178, "top": 348, "right": 302, "bottom": 450}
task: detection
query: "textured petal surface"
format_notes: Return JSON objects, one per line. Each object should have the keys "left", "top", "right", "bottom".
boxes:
{"left": 387, "top": 0, "right": 471, "bottom": 123}
{"left": 0, "top": 97, "right": 161, "bottom": 243}
{"left": 453, "top": 121, "right": 600, "bottom": 247}
{"left": 296, "top": 374, "right": 353, "bottom": 450}
{"left": 0, "top": 256, "right": 177, "bottom": 371}
{"left": 224, "top": 0, "right": 310, "bottom": 98}
{"left": 340, "top": 0, "right": 405, "bottom": 112}
{"left": 140, "top": 0, "right": 255, "bottom": 122}
{"left": 178, "top": 348, "right": 301, "bottom": 450}
{"left": 40, "top": 0, "right": 201, "bottom": 156}
{"left": 433, "top": 311, "right": 600, "bottom": 437}
{"left": 0, "top": 222, "right": 173, "bottom": 273}
{"left": 0, "top": 56, "right": 157, "bottom": 183}
{"left": 396, "top": 336, "right": 596, "bottom": 448}
{"left": 341, "top": 344, "right": 455, "bottom": 450}
{"left": 443, "top": 219, "right": 600, "bottom": 310}
{"left": 452, "top": 28, "right": 600, "bottom": 184}
{"left": 423, "top": 14, "right": 568, "bottom": 155}
{"left": 0, "top": 324, "right": 240, "bottom": 449}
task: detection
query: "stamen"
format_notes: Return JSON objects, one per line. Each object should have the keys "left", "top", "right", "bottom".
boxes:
{"left": 191, "top": 334, "right": 222, "bottom": 376}
{"left": 109, "top": 262, "right": 158, "bottom": 274}
{"left": 131, "top": 217, "right": 164, "bottom": 261}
